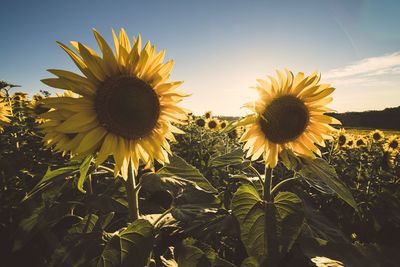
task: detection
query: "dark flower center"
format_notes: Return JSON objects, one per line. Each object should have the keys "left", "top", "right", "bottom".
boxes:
{"left": 259, "top": 95, "right": 309, "bottom": 144}
{"left": 196, "top": 118, "right": 205, "bottom": 127}
{"left": 373, "top": 133, "right": 381, "bottom": 140}
{"left": 389, "top": 140, "right": 398, "bottom": 149}
{"left": 339, "top": 135, "right": 347, "bottom": 146}
{"left": 208, "top": 120, "right": 217, "bottom": 129}
{"left": 356, "top": 139, "right": 365, "bottom": 146}
{"left": 95, "top": 75, "right": 160, "bottom": 140}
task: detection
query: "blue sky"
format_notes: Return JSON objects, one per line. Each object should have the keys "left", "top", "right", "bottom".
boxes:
{"left": 1, "top": 0, "right": 400, "bottom": 115}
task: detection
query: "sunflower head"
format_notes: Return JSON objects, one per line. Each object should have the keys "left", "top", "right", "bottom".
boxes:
{"left": 239, "top": 70, "right": 340, "bottom": 167}
{"left": 220, "top": 120, "right": 227, "bottom": 129}
{"left": 195, "top": 118, "right": 206, "bottom": 127}
{"left": 384, "top": 136, "right": 399, "bottom": 151}
{"left": 336, "top": 129, "right": 348, "bottom": 148}
{"left": 40, "top": 29, "right": 189, "bottom": 178}
{"left": 206, "top": 118, "right": 220, "bottom": 131}
{"left": 355, "top": 136, "right": 368, "bottom": 148}
{"left": 28, "top": 94, "right": 49, "bottom": 124}
{"left": 204, "top": 111, "right": 212, "bottom": 119}
{"left": 346, "top": 138, "right": 354, "bottom": 148}
{"left": 228, "top": 127, "right": 242, "bottom": 140}
{"left": 370, "top": 129, "right": 384, "bottom": 142}
{"left": 12, "top": 92, "right": 28, "bottom": 102}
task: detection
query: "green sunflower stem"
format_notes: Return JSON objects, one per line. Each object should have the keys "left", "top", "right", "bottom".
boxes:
{"left": 264, "top": 166, "right": 278, "bottom": 266}
{"left": 125, "top": 162, "right": 140, "bottom": 222}
{"left": 264, "top": 166, "right": 273, "bottom": 202}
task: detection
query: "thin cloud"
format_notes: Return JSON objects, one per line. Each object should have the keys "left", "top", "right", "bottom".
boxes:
{"left": 324, "top": 52, "right": 400, "bottom": 79}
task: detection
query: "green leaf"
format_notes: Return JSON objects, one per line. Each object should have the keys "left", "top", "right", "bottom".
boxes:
{"left": 69, "top": 214, "right": 99, "bottom": 234}
{"left": 77, "top": 155, "right": 93, "bottom": 193}
{"left": 97, "top": 219, "right": 155, "bottom": 267}
{"left": 231, "top": 184, "right": 266, "bottom": 263}
{"left": 171, "top": 187, "right": 221, "bottom": 222}
{"left": 158, "top": 155, "right": 217, "bottom": 193}
{"left": 23, "top": 164, "right": 79, "bottom": 201}
{"left": 140, "top": 172, "right": 192, "bottom": 193}
{"left": 208, "top": 149, "right": 245, "bottom": 168}
{"left": 175, "top": 243, "right": 205, "bottom": 266}
{"left": 299, "top": 158, "right": 358, "bottom": 211}
{"left": 274, "top": 192, "right": 304, "bottom": 253}
{"left": 279, "top": 149, "right": 301, "bottom": 171}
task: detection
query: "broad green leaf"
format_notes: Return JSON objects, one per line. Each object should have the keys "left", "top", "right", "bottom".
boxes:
{"left": 299, "top": 158, "right": 358, "bottom": 211}
{"left": 231, "top": 184, "right": 266, "bottom": 263}
{"left": 274, "top": 192, "right": 304, "bottom": 253}
{"left": 69, "top": 214, "right": 99, "bottom": 234}
{"left": 158, "top": 155, "right": 217, "bottom": 193}
{"left": 23, "top": 164, "right": 79, "bottom": 201}
{"left": 97, "top": 219, "right": 154, "bottom": 267}
{"left": 175, "top": 243, "right": 205, "bottom": 266}
{"left": 140, "top": 172, "right": 192, "bottom": 193}
{"left": 77, "top": 155, "right": 93, "bottom": 193}
{"left": 172, "top": 187, "right": 221, "bottom": 222}
{"left": 208, "top": 149, "right": 244, "bottom": 168}
{"left": 279, "top": 149, "right": 301, "bottom": 171}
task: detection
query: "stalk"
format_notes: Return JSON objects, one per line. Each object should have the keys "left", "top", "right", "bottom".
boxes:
{"left": 124, "top": 162, "right": 140, "bottom": 221}
{"left": 264, "top": 166, "right": 278, "bottom": 266}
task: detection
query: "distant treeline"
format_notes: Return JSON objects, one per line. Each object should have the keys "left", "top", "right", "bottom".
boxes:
{"left": 217, "top": 106, "right": 400, "bottom": 130}
{"left": 328, "top": 106, "right": 400, "bottom": 130}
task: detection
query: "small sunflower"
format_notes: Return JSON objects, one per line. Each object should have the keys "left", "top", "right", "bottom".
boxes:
{"left": 384, "top": 136, "right": 399, "bottom": 151}
{"left": 195, "top": 118, "right": 206, "bottom": 127}
{"left": 12, "top": 92, "right": 28, "bottom": 102}
{"left": 336, "top": 128, "right": 348, "bottom": 148}
{"left": 239, "top": 70, "right": 340, "bottom": 167}
{"left": 204, "top": 111, "right": 212, "bottom": 119}
{"left": 206, "top": 118, "right": 220, "bottom": 131}
{"left": 346, "top": 138, "right": 354, "bottom": 148}
{"left": 220, "top": 120, "right": 227, "bottom": 129}
{"left": 28, "top": 94, "right": 50, "bottom": 124}
{"left": 228, "top": 127, "right": 242, "bottom": 140}
{"left": 355, "top": 136, "right": 368, "bottom": 148}
{"left": 40, "top": 29, "right": 189, "bottom": 178}
{"left": 370, "top": 129, "right": 384, "bottom": 142}
{"left": 0, "top": 95, "right": 12, "bottom": 131}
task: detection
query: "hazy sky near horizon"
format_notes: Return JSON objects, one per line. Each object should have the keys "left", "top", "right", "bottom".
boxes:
{"left": 1, "top": 0, "right": 400, "bottom": 115}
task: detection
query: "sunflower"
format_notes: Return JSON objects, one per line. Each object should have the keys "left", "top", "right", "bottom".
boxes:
{"left": 384, "top": 136, "right": 399, "bottom": 151}
{"left": 355, "top": 136, "right": 368, "bottom": 148}
{"left": 0, "top": 94, "right": 12, "bottom": 132}
{"left": 206, "top": 118, "right": 220, "bottom": 131}
{"left": 336, "top": 128, "right": 348, "bottom": 148}
{"left": 204, "top": 111, "right": 212, "bottom": 119}
{"left": 12, "top": 92, "right": 28, "bottom": 102}
{"left": 195, "top": 118, "right": 206, "bottom": 127}
{"left": 28, "top": 94, "right": 50, "bottom": 124}
{"left": 40, "top": 29, "right": 189, "bottom": 178}
{"left": 370, "top": 129, "right": 384, "bottom": 142}
{"left": 346, "top": 138, "right": 354, "bottom": 148}
{"left": 220, "top": 120, "right": 227, "bottom": 129}
{"left": 228, "top": 127, "right": 242, "bottom": 140}
{"left": 239, "top": 70, "right": 340, "bottom": 167}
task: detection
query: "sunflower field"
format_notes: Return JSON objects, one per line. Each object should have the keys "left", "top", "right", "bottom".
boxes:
{"left": 1, "top": 29, "right": 400, "bottom": 267}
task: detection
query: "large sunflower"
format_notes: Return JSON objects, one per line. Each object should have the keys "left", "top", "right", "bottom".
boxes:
{"left": 239, "top": 70, "right": 340, "bottom": 167}
{"left": 41, "top": 29, "right": 189, "bottom": 178}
